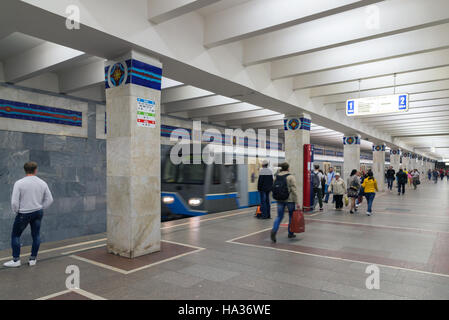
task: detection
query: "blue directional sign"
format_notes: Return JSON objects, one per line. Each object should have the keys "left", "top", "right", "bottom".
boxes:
{"left": 398, "top": 95, "right": 407, "bottom": 110}
{"left": 347, "top": 100, "right": 355, "bottom": 115}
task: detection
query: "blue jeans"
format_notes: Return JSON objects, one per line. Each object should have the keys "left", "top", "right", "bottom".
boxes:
{"left": 365, "top": 193, "right": 375, "bottom": 213}
{"left": 398, "top": 182, "right": 405, "bottom": 194}
{"left": 324, "top": 185, "right": 334, "bottom": 203}
{"left": 11, "top": 210, "right": 44, "bottom": 259}
{"left": 387, "top": 177, "right": 394, "bottom": 190}
{"left": 259, "top": 191, "right": 271, "bottom": 218}
{"left": 272, "top": 202, "right": 295, "bottom": 236}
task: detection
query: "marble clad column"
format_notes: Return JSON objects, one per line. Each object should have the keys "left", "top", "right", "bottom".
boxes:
{"left": 417, "top": 156, "right": 423, "bottom": 174}
{"left": 372, "top": 144, "right": 386, "bottom": 192}
{"left": 410, "top": 154, "right": 417, "bottom": 170}
{"left": 402, "top": 152, "right": 410, "bottom": 171}
{"left": 284, "top": 114, "right": 311, "bottom": 208}
{"left": 343, "top": 135, "right": 361, "bottom": 180}
{"left": 390, "top": 149, "right": 401, "bottom": 172}
{"left": 105, "top": 51, "right": 162, "bottom": 258}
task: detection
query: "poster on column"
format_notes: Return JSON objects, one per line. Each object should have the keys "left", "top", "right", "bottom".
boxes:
{"left": 136, "top": 98, "right": 156, "bottom": 128}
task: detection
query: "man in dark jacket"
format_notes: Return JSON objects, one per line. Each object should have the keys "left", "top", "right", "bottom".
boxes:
{"left": 386, "top": 166, "right": 395, "bottom": 191}
{"left": 396, "top": 168, "right": 407, "bottom": 195}
{"left": 257, "top": 160, "right": 274, "bottom": 219}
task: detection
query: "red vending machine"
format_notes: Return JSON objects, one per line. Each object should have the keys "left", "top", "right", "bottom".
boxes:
{"left": 303, "top": 144, "right": 313, "bottom": 211}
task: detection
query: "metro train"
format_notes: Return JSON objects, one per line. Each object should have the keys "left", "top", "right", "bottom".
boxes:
{"left": 160, "top": 143, "right": 379, "bottom": 221}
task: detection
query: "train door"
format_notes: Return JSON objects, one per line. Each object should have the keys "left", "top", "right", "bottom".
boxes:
{"left": 236, "top": 164, "right": 248, "bottom": 208}
{"left": 247, "top": 157, "right": 260, "bottom": 206}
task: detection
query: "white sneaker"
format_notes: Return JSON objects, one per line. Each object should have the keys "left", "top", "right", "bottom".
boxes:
{"left": 28, "top": 259, "right": 37, "bottom": 266}
{"left": 366, "top": 212, "right": 372, "bottom": 216}
{"left": 3, "top": 260, "right": 21, "bottom": 268}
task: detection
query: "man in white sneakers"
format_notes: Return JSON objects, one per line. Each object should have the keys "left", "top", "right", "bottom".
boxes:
{"left": 3, "top": 161, "right": 53, "bottom": 268}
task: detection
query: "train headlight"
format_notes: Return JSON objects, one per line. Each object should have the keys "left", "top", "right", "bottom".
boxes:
{"left": 162, "top": 196, "right": 175, "bottom": 204}
{"left": 188, "top": 198, "right": 202, "bottom": 207}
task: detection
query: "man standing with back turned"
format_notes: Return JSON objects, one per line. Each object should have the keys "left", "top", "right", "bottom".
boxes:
{"left": 257, "top": 160, "right": 274, "bottom": 219}
{"left": 3, "top": 161, "right": 53, "bottom": 268}
{"left": 386, "top": 166, "right": 395, "bottom": 191}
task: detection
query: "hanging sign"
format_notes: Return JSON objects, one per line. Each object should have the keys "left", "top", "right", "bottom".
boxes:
{"left": 346, "top": 94, "right": 409, "bottom": 116}
{"left": 136, "top": 98, "right": 156, "bottom": 128}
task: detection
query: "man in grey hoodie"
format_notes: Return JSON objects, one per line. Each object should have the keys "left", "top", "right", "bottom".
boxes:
{"left": 3, "top": 161, "right": 53, "bottom": 268}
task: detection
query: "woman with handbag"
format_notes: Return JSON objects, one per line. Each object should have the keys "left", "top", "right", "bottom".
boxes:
{"left": 329, "top": 173, "right": 346, "bottom": 210}
{"left": 347, "top": 169, "right": 361, "bottom": 214}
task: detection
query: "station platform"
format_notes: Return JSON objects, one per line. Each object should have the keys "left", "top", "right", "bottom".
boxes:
{"left": 1, "top": 180, "right": 449, "bottom": 300}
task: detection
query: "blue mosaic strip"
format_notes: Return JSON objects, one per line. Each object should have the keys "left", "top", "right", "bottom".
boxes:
{"left": 300, "top": 118, "right": 311, "bottom": 131}
{"left": 105, "top": 59, "right": 162, "bottom": 91}
{"left": 0, "top": 99, "right": 82, "bottom": 127}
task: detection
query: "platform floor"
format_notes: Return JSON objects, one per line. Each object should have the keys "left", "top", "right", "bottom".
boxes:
{"left": 1, "top": 179, "right": 449, "bottom": 300}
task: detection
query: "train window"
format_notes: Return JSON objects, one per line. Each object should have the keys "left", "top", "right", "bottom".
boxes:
{"left": 162, "top": 161, "right": 177, "bottom": 183}
{"left": 212, "top": 164, "right": 221, "bottom": 185}
{"left": 224, "top": 164, "right": 237, "bottom": 184}
{"left": 162, "top": 161, "right": 206, "bottom": 184}
{"left": 177, "top": 163, "right": 206, "bottom": 184}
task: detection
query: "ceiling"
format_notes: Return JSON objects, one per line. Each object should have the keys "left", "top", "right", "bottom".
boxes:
{"left": 1, "top": 0, "right": 448, "bottom": 158}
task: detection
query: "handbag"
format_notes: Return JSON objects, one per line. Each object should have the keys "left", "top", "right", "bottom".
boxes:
{"left": 347, "top": 187, "right": 358, "bottom": 197}
{"left": 289, "top": 209, "right": 305, "bottom": 233}
{"left": 344, "top": 195, "right": 349, "bottom": 207}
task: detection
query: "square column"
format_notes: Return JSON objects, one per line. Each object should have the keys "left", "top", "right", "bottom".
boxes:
{"left": 390, "top": 149, "right": 401, "bottom": 172}
{"left": 105, "top": 51, "right": 162, "bottom": 258}
{"left": 343, "top": 135, "right": 361, "bottom": 180}
{"left": 372, "top": 144, "right": 386, "bottom": 192}
{"left": 284, "top": 114, "right": 311, "bottom": 208}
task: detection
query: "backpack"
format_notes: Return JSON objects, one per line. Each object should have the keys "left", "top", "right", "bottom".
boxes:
{"left": 311, "top": 171, "right": 320, "bottom": 188}
{"left": 272, "top": 174, "right": 290, "bottom": 201}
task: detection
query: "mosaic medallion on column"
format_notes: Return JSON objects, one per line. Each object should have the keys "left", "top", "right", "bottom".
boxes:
{"left": 390, "top": 149, "right": 401, "bottom": 155}
{"left": 372, "top": 145, "right": 385, "bottom": 152}
{"left": 284, "top": 118, "right": 300, "bottom": 131}
{"left": 106, "top": 62, "right": 128, "bottom": 88}
{"left": 343, "top": 136, "right": 360, "bottom": 145}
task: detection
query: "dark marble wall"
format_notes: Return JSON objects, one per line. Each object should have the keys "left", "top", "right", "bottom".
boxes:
{"left": 0, "top": 103, "right": 106, "bottom": 250}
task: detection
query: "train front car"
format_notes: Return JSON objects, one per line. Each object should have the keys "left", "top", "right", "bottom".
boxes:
{"left": 160, "top": 145, "right": 239, "bottom": 221}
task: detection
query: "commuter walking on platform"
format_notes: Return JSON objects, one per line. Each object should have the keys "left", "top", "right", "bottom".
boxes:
{"left": 386, "top": 166, "right": 395, "bottom": 191}
{"left": 412, "top": 169, "right": 420, "bottom": 190}
{"left": 257, "top": 160, "right": 273, "bottom": 219}
{"left": 347, "top": 170, "right": 361, "bottom": 214}
{"left": 324, "top": 167, "right": 335, "bottom": 204}
{"left": 329, "top": 173, "right": 346, "bottom": 210}
{"left": 427, "top": 169, "right": 432, "bottom": 181}
{"left": 396, "top": 168, "right": 407, "bottom": 195}
{"left": 3, "top": 162, "right": 53, "bottom": 268}
{"left": 271, "top": 162, "right": 299, "bottom": 243}
{"left": 312, "top": 165, "right": 324, "bottom": 211}
{"left": 440, "top": 169, "right": 445, "bottom": 181}
{"left": 433, "top": 169, "right": 439, "bottom": 184}
{"left": 361, "top": 170, "right": 378, "bottom": 216}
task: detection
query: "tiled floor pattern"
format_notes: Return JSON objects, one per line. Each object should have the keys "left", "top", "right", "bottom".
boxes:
{"left": 0, "top": 180, "right": 448, "bottom": 300}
